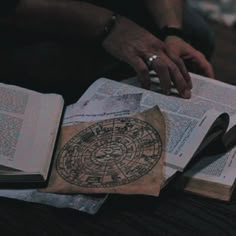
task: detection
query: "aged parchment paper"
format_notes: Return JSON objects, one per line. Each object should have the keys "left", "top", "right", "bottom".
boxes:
{"left": 42, "top": 106, "right": 165, "bottom": 196}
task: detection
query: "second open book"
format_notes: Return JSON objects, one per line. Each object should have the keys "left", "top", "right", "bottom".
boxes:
{"left": 64, "top": 72, "right": 236, "bottom": 201}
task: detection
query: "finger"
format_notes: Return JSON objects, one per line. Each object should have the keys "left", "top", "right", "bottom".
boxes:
{"left": 151, "top": 56, "right": 172, "bottom": 95}
{"left": 129, "top": 57, "right": 151, "bottom": 89}
{"left": 168, "top": 62, "right": 191, "bottom": 98}
{"left": 155, "top": 54, "right": 191, "bottom": 98}
{"left": 167, "top": 52, "right": 193, "bottom": 90}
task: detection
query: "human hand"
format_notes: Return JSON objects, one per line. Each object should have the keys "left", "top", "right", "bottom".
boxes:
{"left": 165, "top": 36, "right": 215, "bottom": 79}
{"left": 102, "top": 16, "right": 192, "bottom": 98}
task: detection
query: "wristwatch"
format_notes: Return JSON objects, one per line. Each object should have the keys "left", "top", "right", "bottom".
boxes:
{"left": 160, "top": 26, "right": 185, "bottom": 40}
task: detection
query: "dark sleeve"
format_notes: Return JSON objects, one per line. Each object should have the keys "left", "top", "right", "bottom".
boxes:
{"left": 0, "top": 0, "right": 20, "bottom": 17}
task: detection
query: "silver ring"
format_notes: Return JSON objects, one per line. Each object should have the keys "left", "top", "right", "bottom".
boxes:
{"left": 146, "top": 55, "right": 160, "bottom": 68}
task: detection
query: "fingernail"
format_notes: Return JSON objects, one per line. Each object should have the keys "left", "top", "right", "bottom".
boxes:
{"left": 182, "top": 90, "right": 191, "bottom": 99}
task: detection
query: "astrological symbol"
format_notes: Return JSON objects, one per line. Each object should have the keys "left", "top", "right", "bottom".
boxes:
{"left": 111, "top": 174, "right": 122, "bottom": 181}
{"left": 65, "top": 158, "right": 74, "bottom": 170}
{"left": 80, "top": 131, "right": 95, "bottom": 142}
{"left": 126, "top": 166, "right": 148, "bottom": 176}
{"left": 141, "top": 154, "right": 156, "bottom": 162}
{"left": 86, "top": 176, "right": 102, "bottom": 183}
{"left": 142, "top": 138, "right": 157, "bottom": 147}
{"left": 93, "top": 124, "right": 103, "bottom": 135}
{"left": 64, "top": 145, "right": 80, "bottom": 157}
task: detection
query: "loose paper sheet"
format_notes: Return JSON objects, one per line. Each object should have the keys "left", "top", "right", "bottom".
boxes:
{"left": 43, "top": 106, "right": 165, "bottom": 196}
{"left": 0, "top": 189, "right": 107, "bottom": 215}
{"left": 64, "top": 93, "right": 142, "bottom": 124}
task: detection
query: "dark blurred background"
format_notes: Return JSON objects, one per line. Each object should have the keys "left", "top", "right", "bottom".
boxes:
{"left": 188, "top": 1, "right": 236, "bottom": 85}
{"left": 210, "top": 21, "right": 236, "bottom": 85}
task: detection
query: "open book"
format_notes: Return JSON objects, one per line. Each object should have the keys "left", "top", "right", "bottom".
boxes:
{"left": 64, "top": 72, "right": 236, "bottom": 201}
{"left": 0, "top": 83, "right": 64, "bottom": 185}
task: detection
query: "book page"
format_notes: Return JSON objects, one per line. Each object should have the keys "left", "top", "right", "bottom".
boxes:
{"left": 66, "top": 76, "right": 233, "bottom": 171}
{"left": 183, "top": 146, "right": 236, "bottom": 187}
{"left": 123, "top": 73, "right": 236, "bottom": 167}
{"left": 0, "top": 83, "right": 63, "bottom": 173}
{"left": 228, "top": 113, "right": 236, "bottom": 130}
{"left": 0, "top": 86, "right": 106, "bottom": 214}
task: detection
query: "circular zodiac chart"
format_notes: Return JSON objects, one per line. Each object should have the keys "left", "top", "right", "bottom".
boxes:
{"left": 56, "top": 117, "right": 162, "bottom": 188}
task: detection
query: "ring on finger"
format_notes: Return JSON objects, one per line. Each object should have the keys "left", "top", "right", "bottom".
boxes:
{"left": 146, "top": 55, "right": 161, "bottom": 68}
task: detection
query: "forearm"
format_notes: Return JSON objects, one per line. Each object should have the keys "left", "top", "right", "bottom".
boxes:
{"left": 146, "top": 0, "right": 185, "bottom": 28}
{"left": 1, "top": 0, "right": 114, "bottom": 41}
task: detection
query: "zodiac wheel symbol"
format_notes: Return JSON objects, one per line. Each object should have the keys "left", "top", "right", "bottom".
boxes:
{"left": 56, "top": 117, "right": 162, "bottom": 188}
